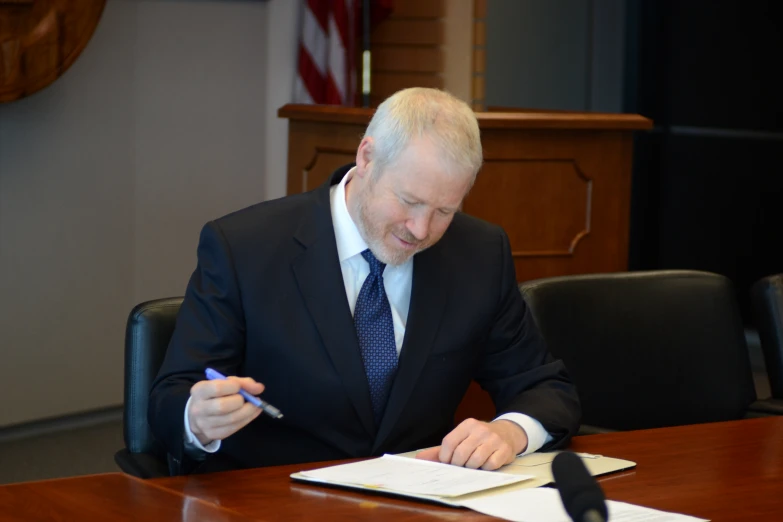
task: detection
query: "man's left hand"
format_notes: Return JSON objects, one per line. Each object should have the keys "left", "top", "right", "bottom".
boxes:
{"left": 415, "top": 418, "right": 528, "bottom": 471}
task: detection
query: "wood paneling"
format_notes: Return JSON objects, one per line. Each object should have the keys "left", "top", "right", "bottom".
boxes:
{"left": 300, "top": 149, "right": 357, "bottom": 192}
{"left": 472, "top": 48, "right": 485, "bottom": 74}
{"left": 283, "top": 116, "right": 367, "bottom": 195}
{"left": 472, "top": 17, "right": 486, "bottom": 46}
{"left": 370, "top": 72, "right": 443, "bottom": 99}
{"left": 390, "top": 0, "right": 444, "bottom": 19}
{"left": 474, "top": 0, "right": 487, "bottom": 19}
{"left": 471, "top": 0, "right": 486, "bottom": 110}
{"left": 371, "top": 19, "right": 443, "bottom": 46}
{"left": 365, "top": 0, "right": 448, "bottom": 101}
{"left": 465, "top": 159, "right": 591, "bottom": 257}
{"left": 278, "top": 105, "right": 651, "bottom": 130}
{"left": 372, "top": 47, "right": 443, "bottom": 73}
{"left": 471, "top": 75, "right": 485, "bottom": 105}
{"left": 358, "top": 0, "right": 474, "bottom": 104}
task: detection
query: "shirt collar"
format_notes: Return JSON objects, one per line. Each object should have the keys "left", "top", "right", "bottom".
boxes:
{"left": 330, "top": 167, "right": 369, "bottom": 263}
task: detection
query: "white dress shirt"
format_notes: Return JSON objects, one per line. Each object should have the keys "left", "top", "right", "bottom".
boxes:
{"left": 184, "top": 168, "right": 552, "bottom": 455}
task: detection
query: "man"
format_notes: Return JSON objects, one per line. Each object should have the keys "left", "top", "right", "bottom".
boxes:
{"left": 148, "top": 88, "right": 580, "bottom": 474}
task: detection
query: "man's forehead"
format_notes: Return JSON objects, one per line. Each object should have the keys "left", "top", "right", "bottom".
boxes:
{"left": 389, "top": 168, "right": 471, "bottom": 204}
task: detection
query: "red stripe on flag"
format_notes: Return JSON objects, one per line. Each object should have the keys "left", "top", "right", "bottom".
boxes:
{"left": 307, "top": 0, "right": 330, "bottom": 34}
{"left": 331, "top": 0, "right": 350, "bottom": 49}
{"left": 298, "top": 46, "right": 327, "bottom": 104}
{"left": 296, "top": 0, "right": 394, "bottom": 106}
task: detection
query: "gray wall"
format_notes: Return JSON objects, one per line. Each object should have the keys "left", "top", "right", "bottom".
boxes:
{"left": 0, "top": 0, "right": 293, "bottom": 427}
{"left": 485, "top": 0, "right": 625, "bottom": 112}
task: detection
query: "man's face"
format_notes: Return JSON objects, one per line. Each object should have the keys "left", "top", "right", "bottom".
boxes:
{"left": 349, "top": 137, "right": 474, "bottom": 266}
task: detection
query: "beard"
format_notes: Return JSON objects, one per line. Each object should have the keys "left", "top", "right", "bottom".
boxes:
{"left": 354, "top": 189, "right": 433, "bottom": 266}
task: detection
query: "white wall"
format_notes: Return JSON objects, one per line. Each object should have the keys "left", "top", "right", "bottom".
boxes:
{"left": 263, "top": 0, "right": 300, "bottom": 201}
{"left": 0, "top": 0, "right": 298, "bottom": 427}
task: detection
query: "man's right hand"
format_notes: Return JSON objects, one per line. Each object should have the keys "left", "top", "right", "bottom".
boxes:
{"left": 187, "top": 376, "right": 266, "bottom": 446}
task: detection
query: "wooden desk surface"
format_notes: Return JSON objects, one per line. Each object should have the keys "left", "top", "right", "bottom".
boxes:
{"left": 150, "top": 416, "right": 783, "bottom": 521}
{"left": 2, "top": 417, "right": 782, "bottom": 521}
{"left": 0, "top": 473, "right": 248, "bottom": 522}
{"left": 569, "top": 416, "right": 783, "bottom": 521}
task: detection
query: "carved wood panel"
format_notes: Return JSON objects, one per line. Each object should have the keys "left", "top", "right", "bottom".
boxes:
{"left": 464, "top": 159, "right": 592, "bottom": 257}
{"left": 301, "top": 149, "right": 357, "bottom": 192}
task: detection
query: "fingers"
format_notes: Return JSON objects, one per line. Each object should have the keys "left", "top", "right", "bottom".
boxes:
{"left": 464, "top": 443, "right": 497, "bottom": 469}
{"left": 445, "top": 432, "right": 484, "bottom": 467}
{"left": 202, "top": 393, "right": 245, "bottom": 416}
{"left": 435, "top": 418, "right": 516, "bottom": 471}
{"left": 415, "top": 447, "right": 442, "bottom": 462}
{"left": 438, "top": 418, "right": 482, "bottom": 465}
{"left": 191, "top": 376, "right": 265, "bottom": 401}
{"left": 207, "top": 402, "right": 262, "bottom": 429}
{"left": 479, "top": 448, "right": 514, "bottom": 471}
{"left": 210, "top": 402, "right": 262, "bottom": 430}
{"left": 188, "top": 374, "right": 268, "bottom": 443}
{"left": 234, "top": 376, "right": 265, "bottom": 395}
{"left": 194, "top": 403, "right": 262, "bottom": 441}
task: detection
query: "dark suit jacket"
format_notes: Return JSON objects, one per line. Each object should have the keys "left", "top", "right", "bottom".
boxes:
{"left": 148, "top": 164, "right": 580, "bottom": 473}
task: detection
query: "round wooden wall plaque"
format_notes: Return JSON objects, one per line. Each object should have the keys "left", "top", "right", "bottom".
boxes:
{"left": 0, "top": 0, "right": 106, "bottom": 103}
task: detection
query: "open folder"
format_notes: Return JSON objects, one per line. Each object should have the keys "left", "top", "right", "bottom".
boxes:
{"left": 291, "top": 450, "right": 636, "bottom": 507}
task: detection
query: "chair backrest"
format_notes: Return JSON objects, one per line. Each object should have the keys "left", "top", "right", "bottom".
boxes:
{"left": 752, "top": 274, "right": 783, "bottom": 399}
{"left": 123, "top": 297, "right": 183, "bottom": 456}
{"left": 519, "top": 271, "right": 756, "bottom": 431}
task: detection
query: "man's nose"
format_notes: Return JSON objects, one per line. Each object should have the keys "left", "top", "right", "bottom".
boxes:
{"left": 406, "top": 212, "right": 432, "bottom": 241}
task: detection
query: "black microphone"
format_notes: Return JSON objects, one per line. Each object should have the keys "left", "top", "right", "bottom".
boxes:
{"left": 552, "top": 452, "right": 609, "bottom": 522}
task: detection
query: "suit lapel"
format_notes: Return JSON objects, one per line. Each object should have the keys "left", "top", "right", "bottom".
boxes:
{"left": 291, "top": 166, "right": 375, "bottom": 438}
{"left": 373, "top": 243, "right": 452, "bottom": 452}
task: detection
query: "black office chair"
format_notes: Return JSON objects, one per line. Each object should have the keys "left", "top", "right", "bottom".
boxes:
{"left": 114, "top": 297, "right": 183, "bottom": 478}
{"left": 752, "top": 274, "right": 783, "bottom": 400}
{"left": 519, "top": 270, "right": 783, "bottom": 433}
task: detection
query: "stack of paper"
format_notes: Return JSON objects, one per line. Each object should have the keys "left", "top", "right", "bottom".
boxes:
{"left": 293, "top": 453, "right": 708, "bottom": 521}
{"left": 460, "top": 486, "right": 708, "bottom": 522}
{"left": 293, "top": 454, "right": 534, "bottom": 504}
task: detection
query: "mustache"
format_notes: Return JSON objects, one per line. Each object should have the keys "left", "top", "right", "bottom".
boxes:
{"left": 395, "top": 229, "right": 425, "bottom": 245}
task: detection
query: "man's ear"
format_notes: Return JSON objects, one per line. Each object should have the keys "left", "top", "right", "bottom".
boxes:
{"left": 355, "top": 137, "right": 374, "bottom": 178}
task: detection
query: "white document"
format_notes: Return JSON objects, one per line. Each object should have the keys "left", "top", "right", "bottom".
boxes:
{"left": 458, "top": 486, "right": 708, "bottom": 522}
{"left": 297, "top": 453, "right": 533, "bottom": 498}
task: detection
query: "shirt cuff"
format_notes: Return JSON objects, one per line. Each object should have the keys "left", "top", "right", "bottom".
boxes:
{"left": 493, "top": 412, "right": 554, "bottom": 455}
{"left": 183, "top": 395, "right": 221, "bottom": 454}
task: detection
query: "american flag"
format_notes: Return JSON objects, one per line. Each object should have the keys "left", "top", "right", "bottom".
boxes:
{"left": 294, "top": 0, "right": 357, "bottom": 106}
{"left": 294, "top": 0, "right": 394, "bottom": 106}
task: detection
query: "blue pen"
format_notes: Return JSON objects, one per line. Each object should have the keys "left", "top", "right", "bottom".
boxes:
{"left": 205, "top": 368, "right": 283, "bottom": 419}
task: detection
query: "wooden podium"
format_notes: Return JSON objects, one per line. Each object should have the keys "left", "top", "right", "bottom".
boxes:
{"left": 278, "top": 104, "right": 652, "bottom": 422}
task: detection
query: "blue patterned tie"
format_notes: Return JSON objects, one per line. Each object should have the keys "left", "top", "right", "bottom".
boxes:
{"left": 354, "top": 249, "right": 398, "bottom": 424}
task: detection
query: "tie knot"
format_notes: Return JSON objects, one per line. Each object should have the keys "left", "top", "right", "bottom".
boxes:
{"left": 361, "top": 249, "right": 386, "bottom": 276}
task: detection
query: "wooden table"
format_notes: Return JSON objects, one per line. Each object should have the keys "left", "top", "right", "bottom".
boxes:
{"left": 2, "top": 417, "right": 782, "bottom": 521}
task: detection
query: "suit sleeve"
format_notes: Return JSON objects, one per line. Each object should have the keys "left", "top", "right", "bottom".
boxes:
{"left": 474, "top": 229, "right": 581, "bottom": 449}
{"left": 148, "top": 221, "right": 246, "bottom": 470}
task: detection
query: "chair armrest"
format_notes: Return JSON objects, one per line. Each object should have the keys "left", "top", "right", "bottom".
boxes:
{"left": 577, "top": 424, "right": 619, "bottom": 436}
{"left": 114, "top": 449, "right": 170, "bottom": 479}
{"left": 745, "top": 399, "right": 783, "bottom": 417}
